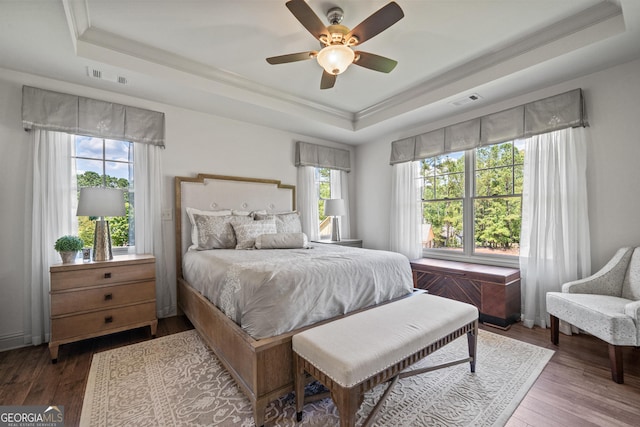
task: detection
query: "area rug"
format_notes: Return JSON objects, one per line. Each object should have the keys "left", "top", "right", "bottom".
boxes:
{"left": 80, "top": 329, "right": 553, "bottom": 426}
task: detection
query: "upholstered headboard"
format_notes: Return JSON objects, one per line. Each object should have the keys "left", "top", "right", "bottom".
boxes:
{"left": 174, "top": 173, "right": 296, "bottom": 279}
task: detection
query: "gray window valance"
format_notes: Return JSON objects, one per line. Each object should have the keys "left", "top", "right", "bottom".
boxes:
{"left": 390, "top": 88, "right": 587, "bottom": 164}
{"left": 22, "top": 86, "right": 165, "bottom": 147}
{"left": 295, "top": 141, "right": 351, "bottom": 172}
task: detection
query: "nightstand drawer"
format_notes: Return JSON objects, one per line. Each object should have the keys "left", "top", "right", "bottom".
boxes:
{"left": 51, "top": 262, "right": 155, "bottom": 291}
{"left": 51, "top": 302, "right": 156, "bottom": 341}
{"left": 50, "top": 281, "right": 156, "bottom": 316}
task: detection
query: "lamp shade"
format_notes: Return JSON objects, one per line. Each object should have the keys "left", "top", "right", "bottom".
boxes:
{"left": 324, "top": 198, "right": 346, "bottom": 217}
{"left": 317, "top": 45, "right": 355, "bottom": 75}
{"left": 77, "top": 187, "right": 126, "bottom": 217}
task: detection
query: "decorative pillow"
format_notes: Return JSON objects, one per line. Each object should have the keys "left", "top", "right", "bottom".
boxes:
{"left": 232, "top": 219, "right": 277, "bottom": 249}
{"left": 186, "top": 207, "right": 231, "bottom": 248}
{"left": 255, "top": 232, "right": 310, "bottom": 249}
{"left": 254, "top": 211, "right": 302, "bottom": 234}
{"left": 193, "top": 214, "right": 253, "bottom": 250}
{"left": 231, "top": 209, "right": 267, "bottom": 218}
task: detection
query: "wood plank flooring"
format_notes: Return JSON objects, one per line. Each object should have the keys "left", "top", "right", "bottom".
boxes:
{"left": 1, "top": 317, "right": 638, "bottom": 426}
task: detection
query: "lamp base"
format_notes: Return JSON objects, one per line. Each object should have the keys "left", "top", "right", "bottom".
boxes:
{"left": 93, "top": 220, "right": 113, "bottom": 261}
{"left": 330, "top": 216, "right": 341, "bottom": 242}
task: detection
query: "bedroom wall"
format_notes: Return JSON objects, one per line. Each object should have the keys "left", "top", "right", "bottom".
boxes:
{"left": 355, "top": 58, "right": 640, "bottom": 274}
{"left": 0, "top": 69, "right": 355, "bottom": 351}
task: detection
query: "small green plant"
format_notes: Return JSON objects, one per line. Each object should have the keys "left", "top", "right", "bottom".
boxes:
{"left": 54, "top": 235, "right": 84, "bottom": 252}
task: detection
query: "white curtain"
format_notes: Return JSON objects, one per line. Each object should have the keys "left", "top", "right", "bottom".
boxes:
{"left": 133, "top": 143, "right": 172, "bottom": 318}
{"left": 24, "top": 130, "right": 77, "bottom": 345}
{"left": 330, "top": 169, "right": 351, "bottom": 239}
{"left": 519, "top": 127, "right": 591, "bottom": 329}
{"left": 390, "top": 161, "right": 422, "bottom": 259}
{"left": 297, "top": 165, "right": 319, "bottom": 241}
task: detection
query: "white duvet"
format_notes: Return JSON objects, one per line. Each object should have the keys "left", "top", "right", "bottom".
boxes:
{"left": 182, "top": 243, "right": 414, "bottom": 339}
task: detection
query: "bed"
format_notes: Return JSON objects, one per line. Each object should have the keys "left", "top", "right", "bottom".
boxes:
{"left": 175, "top": 173, "right": 413, "bottom": 426}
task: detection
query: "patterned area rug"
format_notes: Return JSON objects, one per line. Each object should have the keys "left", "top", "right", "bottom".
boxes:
{"left": 80, "top": 329, "right": 553, "bottom": 426}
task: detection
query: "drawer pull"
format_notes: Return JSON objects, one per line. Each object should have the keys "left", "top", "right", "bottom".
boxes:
{"left": 104, "top": 316, "right": 113, "bottom": 324}
{"left": 104, "top": 272, "right": 112, "bottom": 279}
{"left": 104, "top": 293, "right": 113, "bottom": 301}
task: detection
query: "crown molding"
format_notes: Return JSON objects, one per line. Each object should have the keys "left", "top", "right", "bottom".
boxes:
{"left": 355, "top": 1, "right": 624, "bottom": 128}
{"left": 61, "top": 0, "right": 623, "bottom": 134}
{"left": 62, "top": 0, "right": 356, "bottom": 130}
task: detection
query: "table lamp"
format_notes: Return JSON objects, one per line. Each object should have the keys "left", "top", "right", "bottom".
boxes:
{"left": 77, "top": 187, "right": 126, "bottom": 261}
{"left": 324, "top": 198, "right": 346, "bottom": 242}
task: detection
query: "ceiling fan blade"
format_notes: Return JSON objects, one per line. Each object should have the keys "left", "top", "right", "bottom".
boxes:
{"left": 320, "top": 71, "right": 337, "bottom": 90}
{"left": 346, "top": 2, "right": 404, "bottom": 45}
{"left": 353, "top": 51, "right": 398, "bottom": 73}
{"left": 266, "top": 51, "right": 317, "bottom": 65}
{"left": 286, "top": 0, "right": 330, "bottom": 41}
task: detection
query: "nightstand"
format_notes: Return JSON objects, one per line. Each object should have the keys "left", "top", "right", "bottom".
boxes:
{"left": 49, "top": 254, "right": 158, "bottom": 362}
{"left": 312, "top": 238, "right": 363, "bottom": 248}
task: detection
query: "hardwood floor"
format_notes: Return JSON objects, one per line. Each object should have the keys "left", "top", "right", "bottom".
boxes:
{"left": 1, "top": 317, "right": 638, "bottom": 426}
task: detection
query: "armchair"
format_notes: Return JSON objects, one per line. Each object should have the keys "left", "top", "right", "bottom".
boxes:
{"left": 546, "top": 247, "right": 640, "bottom": 383}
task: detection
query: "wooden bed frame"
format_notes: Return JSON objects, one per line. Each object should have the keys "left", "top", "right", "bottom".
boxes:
{"left": 174, "top": 173, "right": 410, "bottom": 426}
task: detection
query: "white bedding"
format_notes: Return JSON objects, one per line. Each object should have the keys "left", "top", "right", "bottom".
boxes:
{"left": 182, "top": 244, "right": 414, "bottom": 339}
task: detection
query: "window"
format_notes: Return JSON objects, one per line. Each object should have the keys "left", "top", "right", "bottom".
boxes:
{"left": 73, "top": 136, "right": 134, "bottom": 252}
{"left": 316, "top": 167, "right": 334, "bottom": 239}
{"left": 420, "top": 140, "right": 525, "bottom": 261}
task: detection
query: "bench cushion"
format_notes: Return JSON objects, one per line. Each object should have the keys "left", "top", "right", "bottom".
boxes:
{"left": 292, "top": 293, "right": 478, "bottom": 388}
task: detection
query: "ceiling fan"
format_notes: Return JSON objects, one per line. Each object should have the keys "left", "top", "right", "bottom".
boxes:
{"left": 266, "top": 0, "right": 404, "bottom": 89}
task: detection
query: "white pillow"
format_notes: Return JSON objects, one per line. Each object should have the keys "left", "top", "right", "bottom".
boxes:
{"left": 186, "top": 207, "right": 231, "bottom": 248}
{"left": 231, "top": 219, "right": 277, "bottom": 249}
{"left": 255, "top": 232, "right": 310, "bottom": 249}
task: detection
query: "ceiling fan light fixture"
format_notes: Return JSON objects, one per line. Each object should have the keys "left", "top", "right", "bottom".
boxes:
{"left": 317, "top": 44, "right": 355, "bottom": 75}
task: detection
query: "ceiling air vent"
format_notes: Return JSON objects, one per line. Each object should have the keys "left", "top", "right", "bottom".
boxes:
{"left": 450, "top": 93, "right": 482, "bottom": 107}
{"left": 86, "top": 66, "right": 128, "bottom": 85}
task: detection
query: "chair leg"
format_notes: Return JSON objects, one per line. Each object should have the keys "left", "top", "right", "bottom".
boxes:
{"left": 550, "top": 315, "right": 559, "bottom": 345}
{"left": 608, "top": 344, "right": 624, "bottom": 384}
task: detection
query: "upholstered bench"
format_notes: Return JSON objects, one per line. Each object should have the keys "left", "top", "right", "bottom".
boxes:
{"left": 292, "top": 293, "right": 479, "bottom": 427}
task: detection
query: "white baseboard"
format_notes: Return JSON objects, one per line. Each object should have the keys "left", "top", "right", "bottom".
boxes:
{"left": 0, "top": 332, "right": 28, "bottom": 352}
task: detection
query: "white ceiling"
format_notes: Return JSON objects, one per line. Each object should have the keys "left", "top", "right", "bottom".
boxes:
{"left": 1, "top": 0, "right": 639, "bottom": 144}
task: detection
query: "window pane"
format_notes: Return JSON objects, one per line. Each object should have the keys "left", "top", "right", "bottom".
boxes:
{"left": 475, "top": 166, "right": 513, "bottom": 196}
{"left": 436, "top": 172, "right": 464, "bottom": 199}
{"left": 105, "top": 139, "right": 131, "bottom": 162}
{"left": 75, "top": 136, "right": 103, "bottom": 159}
{"left": 421, "top": 152, "right": 464, "bottom": 201}
{"left": 422, "top": 176, "right": 435, "bottom": 200}
{"left": 76, "top": 159, "right": 104, "bottom": 187}
{"left": 474, "top": 196, "right": 521, "bottom": 256}
{"left": 105, "top": 161, "right": 131, "bottom": 188}
{"left": 476, "top": 143, "right": 513, "bottom": 169}
{"left": 514, "top": 164, "right": 524, "bottom": 194}
{"left": 422, "top": 200, "right": 463, "bottom": 251}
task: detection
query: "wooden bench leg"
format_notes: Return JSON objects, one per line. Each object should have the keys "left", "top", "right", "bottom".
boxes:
{"left": 467, "top": 328, "right": 477, "bottom": 373}
{"left": 333, "top": 386, "right": 359, "bottom": 427}
{"left": 608, "top": 344, "right": 624, "bottom": 384}
{"left": 550, "top": 315, "right": 559, "bottom": 345}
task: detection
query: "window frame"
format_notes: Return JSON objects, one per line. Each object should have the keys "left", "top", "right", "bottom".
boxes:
{"left": 315, "top": 167, "right": 334, "bottom": 239}
{"left": 73, "top": 136, "right": 135, "bottom": 255}
{"left": 421, "top": 142, "right": 523, "bottom": 268}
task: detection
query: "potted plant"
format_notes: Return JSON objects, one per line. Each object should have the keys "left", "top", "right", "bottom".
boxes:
{"left": 54, "top": 235, "right": 84, "bottom": 264}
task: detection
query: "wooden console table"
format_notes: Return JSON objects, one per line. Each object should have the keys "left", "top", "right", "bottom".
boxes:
{"left": 410, "top": 258, "right": 521, "bottom": 328}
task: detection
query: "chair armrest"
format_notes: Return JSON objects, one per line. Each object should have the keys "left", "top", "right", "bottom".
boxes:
{"left": 562, "top": 247, "right": 633, "bottom": 295}
{"left": 624, "top": 300, "right": 640, "bottom": 321}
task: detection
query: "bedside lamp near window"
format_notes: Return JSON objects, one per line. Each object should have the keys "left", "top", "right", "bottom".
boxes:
{"left": 77, "top": 187, "right": 126, "bottom": 261}
{"left": 324, "top": 199, "right": 346, "bottom": 242}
